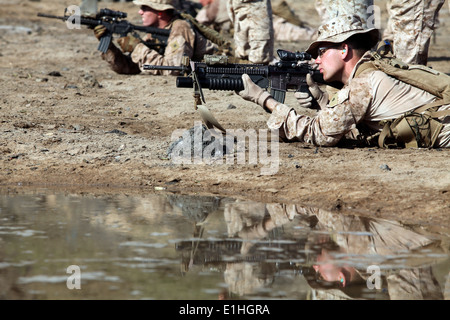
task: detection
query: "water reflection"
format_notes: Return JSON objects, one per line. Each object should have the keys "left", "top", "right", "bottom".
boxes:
{"left": 0, "top": 190, "right": 448, "bottom": 300}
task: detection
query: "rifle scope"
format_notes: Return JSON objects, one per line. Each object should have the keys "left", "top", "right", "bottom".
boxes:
{"left": 277, "top": 49, "right": 312, "bottom": 62}
{"left": 97, "top": 8, "right": 127, "bottom": 19}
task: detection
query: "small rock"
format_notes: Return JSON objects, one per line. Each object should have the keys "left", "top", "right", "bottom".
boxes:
{"left": 106, "top": 129, "right": 127, "bottom": 136}
{"left": 48, "top": 71, "right": 62, "bottom": 77}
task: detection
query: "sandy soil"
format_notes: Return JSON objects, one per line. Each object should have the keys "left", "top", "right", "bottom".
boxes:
{"left": 0, "top": 0, "right": 449, "bottom": 228}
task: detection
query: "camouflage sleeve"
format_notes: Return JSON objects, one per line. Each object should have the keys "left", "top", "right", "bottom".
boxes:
{"left": 101, "top": 43, "right": 141, "bottom": 75}
{"left": 267, "top": 75, "right": 372, "bottom": 146}
{"left": 130, "top": 20, "right": 196, "bottom": 76}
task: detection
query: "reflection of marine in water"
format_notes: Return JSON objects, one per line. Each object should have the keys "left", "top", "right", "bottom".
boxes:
{"left": 269, "top": 204, "right": 446, "bottom": 300}
{"left": 176, "top": 200, "right": 448, "bottom": 300}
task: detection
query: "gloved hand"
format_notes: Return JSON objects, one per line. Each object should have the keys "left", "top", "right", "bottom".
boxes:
{"left": 294, "top": 73, "right": 328, "bottom": 109}
{"left": 295, "top": 91, "right": 314, "bottom": 108}
{"left": 117, "top": 35, "right": 141, "bottom": 53}
{"left": 238, "top": 74, "right": 271, "bottom": 107}
{"left": 93, "top": 25, "right": 107, "bottom": 41}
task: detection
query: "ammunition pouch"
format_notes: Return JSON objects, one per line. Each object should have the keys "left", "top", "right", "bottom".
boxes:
{"left": 378, "top": 108, "right": 443, "bottom": 148}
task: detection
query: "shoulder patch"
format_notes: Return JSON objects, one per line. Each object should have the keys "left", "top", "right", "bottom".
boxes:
{"left": 170, "top": 41, "right": 180, "bottom": 51}
{"left": 328, "top": 88, "right": 349, "bottom": 107}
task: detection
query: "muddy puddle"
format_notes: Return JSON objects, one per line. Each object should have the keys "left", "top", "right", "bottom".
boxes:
{"left": 0, "top": 189, "right": 448, "bottom": 300}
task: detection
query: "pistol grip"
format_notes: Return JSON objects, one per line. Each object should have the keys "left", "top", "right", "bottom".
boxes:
{"left": 298, "top": 84, "right": 320, "bottom": 110}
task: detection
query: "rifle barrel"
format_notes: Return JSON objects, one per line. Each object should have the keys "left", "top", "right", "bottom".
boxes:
{"left": 143, "top": 65, "right": 185, "bottom": 71}
{"left": 37, "top": 13, "right": 66, "bottom": 19}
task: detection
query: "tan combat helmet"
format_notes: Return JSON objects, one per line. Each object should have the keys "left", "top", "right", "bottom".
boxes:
{"left": 306, "top": 14, "right": 379, "bottom": 58}
{"left": 132, "top": 0, "right": 176, "bottom": 11}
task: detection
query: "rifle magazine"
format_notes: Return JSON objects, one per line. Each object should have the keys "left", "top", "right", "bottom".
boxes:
{"left": 98, "top": 35, "right": 112, "bottom": 53}
{"left": 270, "top": 89, "right": 286, "bottom": 104}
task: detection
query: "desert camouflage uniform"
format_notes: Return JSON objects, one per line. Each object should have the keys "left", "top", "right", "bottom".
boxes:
{"left": 315, "top": 0, "right": 374, "bottom": 28}
{"left": 197, "top": 0, "right": 316, "bottom": 42}
{"left": 226, "top": 0, "right": 274, "bottom": 64}
{"left": 101, "top": 17, "right": 216, "bottom": 75}
{"left": 266, "top": 52, "right": 450, "bottom": 148}
{"left": 382, "top": 0, "right": 445, "bottom": 65}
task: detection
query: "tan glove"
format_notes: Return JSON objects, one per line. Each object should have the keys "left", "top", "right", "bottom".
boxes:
{"left": 295, "top": 91, "right": 314, "bottom": 108}
{"left": 238, "top": 74, "right": 271, "bottom": 107}
{"left": 294, "top": 73, "right": 328, "bottom": 109}
{"left": 93, "top": 25, "right": 107, "bottom": 41}
{"left": 117, "top": 35, "right": 141, "bottom": 53}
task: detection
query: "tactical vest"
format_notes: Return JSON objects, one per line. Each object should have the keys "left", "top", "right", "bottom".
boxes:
{"left": 354, "top": 41, "right": 450, "bottom": 148}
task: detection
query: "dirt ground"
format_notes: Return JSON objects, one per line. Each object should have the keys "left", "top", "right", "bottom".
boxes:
{"left": 0, "top": 0, "right": 449, "bottom": 228}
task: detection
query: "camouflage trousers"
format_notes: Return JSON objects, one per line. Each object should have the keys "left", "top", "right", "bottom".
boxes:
{"left": 226, "top": 0, "right": 274, "bottom": 64}
{"left": 383, "top": 0, "right": 445, "bottom": 65}
{"left": 315, "top": 0, "right": 374, "bottom": 28}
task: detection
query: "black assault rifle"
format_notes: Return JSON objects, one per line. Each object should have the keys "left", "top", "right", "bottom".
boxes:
{"left": 143, "top": 49, "right": 342, "bottom": 108}
{"left": 37, "top": 8, "right": 171, "bottom": 53}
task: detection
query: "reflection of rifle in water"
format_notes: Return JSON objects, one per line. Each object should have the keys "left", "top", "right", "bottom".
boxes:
{"left": 175, "top": 237, "right": 307, "bottom": 272}
{"left": 144, "top": 49, "right": 342, "bottom": 108}
{"left": 37, "top": 8, "right": 171, "bottom": 54}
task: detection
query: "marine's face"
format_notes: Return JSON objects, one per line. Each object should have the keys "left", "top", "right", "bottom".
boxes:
{"left": 312, "top": 249, "right": 357, "bottom": 288}
{"left": 138, "top": 5, "right": 159, "bottom": 27}
{"left": 315, "top": 43, "right": 345, "bottom": 82}
{"left": 313, "top": 263, "right": 347, "bottom": 287}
